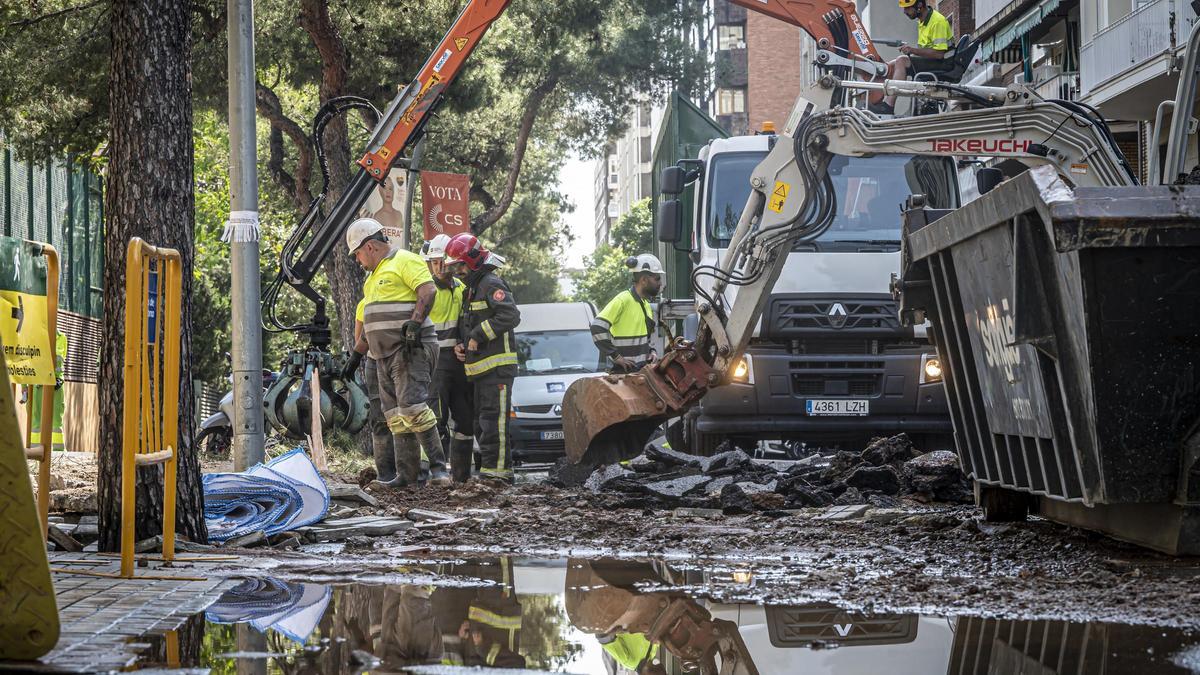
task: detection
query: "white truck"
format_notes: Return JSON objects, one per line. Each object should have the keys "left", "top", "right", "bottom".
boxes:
{"left": 655, "top": 126, "right": 957, "bottom": 454}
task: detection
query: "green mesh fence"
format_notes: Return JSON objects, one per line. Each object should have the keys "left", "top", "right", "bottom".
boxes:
{"left": 1, "top": 148, "right": 104, "bottom": 318}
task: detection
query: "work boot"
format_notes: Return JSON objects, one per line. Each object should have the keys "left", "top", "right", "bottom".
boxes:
{"left": 449, "top": 436, "right": 474, "bottom": 483}
{"left": 367, "top": 475, "right": 410, "bottom": 490}
{"left": 415, "top": 426, "right": 452, "bottom": 486}
{"left": 418, "top": 460, "right": 430, "bottom": 486}
{"left": 394, "top": 433, "right": 421, "bottom": 485}
{"left": 372, "top": 432, "right": 397, "bottom": 483}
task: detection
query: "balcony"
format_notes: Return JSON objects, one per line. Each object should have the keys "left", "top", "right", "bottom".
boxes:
{"left": 1034, "top": 71, "right": 1080, "bottom": 100}
{"left": 1080, "top": 0, "right": 1198, "bottom": 98}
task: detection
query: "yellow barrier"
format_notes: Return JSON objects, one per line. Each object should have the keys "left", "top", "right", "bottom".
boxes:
{"left": 6, "top": 242, "right": 58, "bottom": 539}
{"left": 119, "top": 237, "right": 183, "bottom": 578}
{"left": 0, "top": 330, "right": 60, "bottom": 659}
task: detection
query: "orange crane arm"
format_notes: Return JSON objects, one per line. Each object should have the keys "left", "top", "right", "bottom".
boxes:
{"left": 358, "top": 0, "right": 512, "bottom": 178}
{"left": 728, "top": 0, "right": 882, "bottom": 61}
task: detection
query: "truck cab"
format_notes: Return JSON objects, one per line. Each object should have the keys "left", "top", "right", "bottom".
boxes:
{"left": 657, "top": 125, "right": 957, "bottom": 454}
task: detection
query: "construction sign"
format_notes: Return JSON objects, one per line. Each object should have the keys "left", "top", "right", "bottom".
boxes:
{"left": 421, "top": 171, "right": 471, "bottom": 240}
{"left": 0, "top": 236, "right": 55, "bottom": 385}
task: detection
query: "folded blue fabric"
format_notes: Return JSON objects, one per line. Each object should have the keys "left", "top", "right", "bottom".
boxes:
{"left": 203, "top": 448, "right": 329, "bottom": 543}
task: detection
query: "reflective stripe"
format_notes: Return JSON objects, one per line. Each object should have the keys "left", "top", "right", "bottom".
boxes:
{"left": 481, "top": 320, "right": 496, "bottom": 340}
{"left": 469, "top": 606, "right": 523, "bottom": 630}
{"left": 434, "top": 319, "right": 458, "bottom": 331}
{"left": 464, "top": 352, "right": 519, "bottom": 377}
{"left": 364, "top": 302, "right": 416, "bottom": 316}
{"left": 470, "top": 300, "right": 489, "bottom": 310}
{"left": 497, "top": 383, "right": 508, "bottom": 470}
{"left": 487, "top": 643, "right": 501, "bottom": 666}
{"left": 612, "top": 336, "right": 649, "bottom": 347}
{"left": 437, "top": 338, "right": 458, "bottom": 349}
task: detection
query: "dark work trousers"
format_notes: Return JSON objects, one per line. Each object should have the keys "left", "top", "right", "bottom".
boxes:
{"left": 363, "top": 357, "right": 396, "bottom": 481}
{"left": 472, "top": 369, "right": 515, "bottom": 480}
{"left": 431, "top": 350, "right": 475, "bottom": 482}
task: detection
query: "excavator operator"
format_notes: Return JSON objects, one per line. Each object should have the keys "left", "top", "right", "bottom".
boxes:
{"left": 590, "top": 254, "right": 663, "bottom": 374}
{"left": 346, "top": 217, "right": 451, "bottom": 488}
{"left": 870, "top": 0, "right": 954, "bottom": 115}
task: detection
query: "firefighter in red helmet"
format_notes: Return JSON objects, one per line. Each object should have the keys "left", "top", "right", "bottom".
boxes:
{"left": 444, "top": 233, "right": 521, "bottom": 483}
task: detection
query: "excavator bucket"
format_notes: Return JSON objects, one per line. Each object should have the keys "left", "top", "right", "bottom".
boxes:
{"left": 563, "top": 345, "right": 718, "bottom": 465}
{"left": 562, "top": 373, "right": 671, "bottom": 466}
{"left": 0, "top": 339, "right": 60, "bottom": 660}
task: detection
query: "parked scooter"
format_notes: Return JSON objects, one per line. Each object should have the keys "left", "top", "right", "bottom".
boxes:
{"left": 196, "top": 367, "right": 278, "bottom": 457}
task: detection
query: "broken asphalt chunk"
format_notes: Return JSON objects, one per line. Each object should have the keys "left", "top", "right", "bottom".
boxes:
{"left": 584, "top": 464, "right": 635, "bottom": 493}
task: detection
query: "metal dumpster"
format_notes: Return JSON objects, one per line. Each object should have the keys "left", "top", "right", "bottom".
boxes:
{"left": 898, "top": 165, "right": 1200, "bottom": 554}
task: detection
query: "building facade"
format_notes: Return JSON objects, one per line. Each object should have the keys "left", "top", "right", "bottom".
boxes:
{"left": 593, "top": 100, "right": 662, "bottom": 244}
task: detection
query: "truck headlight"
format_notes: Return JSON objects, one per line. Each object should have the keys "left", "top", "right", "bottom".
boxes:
{"left": 731, "top": 354, "right": 753, "bottom": 384}
{"left": 921, "top": 355, "right": 943, "bottom": 383}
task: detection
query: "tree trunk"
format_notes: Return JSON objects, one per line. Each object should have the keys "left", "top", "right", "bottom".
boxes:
{"left": 98, "top": 0, "right": 207, "bottom": 551}
{"left": 301, "top": 0, "right": 362, "bottom": 350}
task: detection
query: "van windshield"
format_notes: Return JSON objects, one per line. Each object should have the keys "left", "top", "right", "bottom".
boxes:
{"left": 516, "top": 330, "right": 603, "bottom": 376}
{"left": 706, "top": 152, "right": 959, "bottom": 251}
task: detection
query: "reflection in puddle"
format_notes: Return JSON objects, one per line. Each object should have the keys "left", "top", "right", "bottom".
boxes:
{"left": 132, "top": 556, "right": 1200, "bottom": 674}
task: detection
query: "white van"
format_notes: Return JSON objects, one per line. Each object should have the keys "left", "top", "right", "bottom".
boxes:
{"left": 510, "top": 302, "right": 604, "bottom": 463}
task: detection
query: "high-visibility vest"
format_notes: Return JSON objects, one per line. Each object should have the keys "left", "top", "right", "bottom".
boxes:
{"left": 356, "top": 249, "right": 435, "bottom": 358}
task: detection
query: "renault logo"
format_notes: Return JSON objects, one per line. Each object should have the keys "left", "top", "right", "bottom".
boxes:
{"left": 827, "top": 303, "right": 848, "bottom": 329}
{"left": 552, "top": 404, "right": 563, "bottom": 416}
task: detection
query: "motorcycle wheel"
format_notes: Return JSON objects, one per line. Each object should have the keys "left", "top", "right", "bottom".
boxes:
{"left": 196, "top": 426, "right": 232, "bottom": 458}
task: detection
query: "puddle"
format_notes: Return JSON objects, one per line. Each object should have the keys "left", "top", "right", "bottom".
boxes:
{"left": 131, "top": 555, "right": 1200, "bottom": 674}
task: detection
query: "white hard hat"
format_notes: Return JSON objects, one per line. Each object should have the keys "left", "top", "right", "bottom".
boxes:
{"left": 346, "top": 217, "right": 385, "bottom": 255}
{"left": 627, "top": 253, "right": 665, "bottom": 277}
{"left": 421, "top": 233, "right": 452, "bottom": 261}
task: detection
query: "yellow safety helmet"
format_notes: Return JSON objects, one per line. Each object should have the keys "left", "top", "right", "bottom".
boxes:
{"left": 898, "top": 0, "right": 917, "bottom": 7}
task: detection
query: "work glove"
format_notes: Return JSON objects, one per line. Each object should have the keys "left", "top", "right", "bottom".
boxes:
{"left": 401, "top": 319, "right": 423, "bottom": 349}
{"left": 340, "top": 350, "right": 363, "bottom": 381}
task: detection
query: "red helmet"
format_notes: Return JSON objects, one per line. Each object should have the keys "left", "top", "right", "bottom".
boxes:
{"left": 445, "top": 232, "right": 488, "bottom": 270}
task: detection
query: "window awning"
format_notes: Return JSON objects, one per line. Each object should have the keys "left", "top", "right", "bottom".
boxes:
{"left": 979, "top": 0, "right": 1065, "bottom": 60}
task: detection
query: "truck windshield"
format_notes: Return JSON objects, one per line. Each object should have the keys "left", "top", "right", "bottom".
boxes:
{"left": 706, "top": 152, "right": 958, "bottom": 250}
{"left": 516, "top": 330, "right": 603, "bottom": 376}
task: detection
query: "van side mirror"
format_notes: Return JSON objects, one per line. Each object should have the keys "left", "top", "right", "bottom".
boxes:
{"left": 976, "top": 167, "right": 1005, "bottom": 195}
{"left": 657, "top": 199, "right": 682, "bottom": 243}
{"left": 660, "top": 167, "right": 686, "bottom": 195}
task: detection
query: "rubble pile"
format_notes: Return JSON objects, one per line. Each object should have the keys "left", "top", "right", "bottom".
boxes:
{"left": 552, "top": 433, "right": 973, "bottom": 513}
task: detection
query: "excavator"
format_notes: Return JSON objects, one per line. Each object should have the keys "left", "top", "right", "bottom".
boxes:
{"left": 254, "top": 0, "right": 910, "bottom": 439}
{"left": 560, "top": 15, "right": 1139, "bottom": 465}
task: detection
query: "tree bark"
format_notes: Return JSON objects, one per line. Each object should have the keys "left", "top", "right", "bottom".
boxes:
{"left": 98, "top": 0, "right": 207, "bottom": 550}
{"left": 300, "top": 0, "right": 362, "bottom": 350}
{"left": 470, "top": 74, "right": 560, "bottom": 236}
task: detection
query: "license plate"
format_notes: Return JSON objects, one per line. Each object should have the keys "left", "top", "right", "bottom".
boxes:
{"left": 806, "top": 399, "right": 869, "bottom": 416}
{"left": 540, "top": 430, "right": 565, "bottom": 440}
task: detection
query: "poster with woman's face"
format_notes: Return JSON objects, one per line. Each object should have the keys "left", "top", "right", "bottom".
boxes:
{"left": 359, "top": 168, "right": 407, "bottom": 242}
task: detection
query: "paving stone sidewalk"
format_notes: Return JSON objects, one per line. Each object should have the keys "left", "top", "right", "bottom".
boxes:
{"left": 0, "top": 553, "right": 237, "bottom": 674}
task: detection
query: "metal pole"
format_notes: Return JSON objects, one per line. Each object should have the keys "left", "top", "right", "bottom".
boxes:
{"left": 402, "top": 137, "right": 426, "bottom": 249}
{"left": 227, "top": 0, "right": 265, "bottom": 470}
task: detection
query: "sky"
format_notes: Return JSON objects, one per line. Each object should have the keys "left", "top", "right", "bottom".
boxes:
{"left": 557, "top": 153, "right": 595, "bottom": 269}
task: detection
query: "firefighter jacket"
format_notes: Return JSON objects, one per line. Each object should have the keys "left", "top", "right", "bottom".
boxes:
{"left": 429, "top": 278, "right": 465, "bottom": 352}
{"left": 356, "top": 249, "right": 436, "bottom": 359}
{"left": 460, "top": 267, "right": 521, "bottom": 380}
{"left": 591, "top": 287, "right": 655, "bottom": 368}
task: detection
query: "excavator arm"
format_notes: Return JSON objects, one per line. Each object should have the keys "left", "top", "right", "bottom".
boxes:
{"left": 258, "top": 0, "right": 510, "bottom": 439}
{"left": 563, "top": 80, "right": 1135, "bottom": 465}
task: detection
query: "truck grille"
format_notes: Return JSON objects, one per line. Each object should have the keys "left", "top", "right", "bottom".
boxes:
{"left": 766, "top": 295, "right": 902, "bottom": 338}
{"left": 792, "top": 375, "right": 880, "bottom": 397}
{"left": 766, "top": 604, "right": 918, "bottom": 647}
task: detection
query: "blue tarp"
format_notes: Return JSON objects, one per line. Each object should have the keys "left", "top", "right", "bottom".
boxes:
{"left": 203, "top": 448, "right": 329, "bottom": 543}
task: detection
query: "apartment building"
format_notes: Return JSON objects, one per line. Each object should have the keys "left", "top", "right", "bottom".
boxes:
{"left": 593, "top": 101, "right": 662, "bottom": 245}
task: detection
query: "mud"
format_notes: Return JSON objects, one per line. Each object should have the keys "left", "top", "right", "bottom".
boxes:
{"left": 207, "top": 474, "right": 1200, "bottom": 633}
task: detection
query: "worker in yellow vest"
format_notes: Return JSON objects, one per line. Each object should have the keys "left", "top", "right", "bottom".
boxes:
{"left": 870, "top": 0, "right": 954, "bottom": 114}
{"left": 30, "top": 330, "right": 67, "bottom": 450}
{"left": 421, "top": 234, "right": 475, "bottom": 483}
{"left": 344, "top": 218, "right": 450, "bottom": 487}
{"left": 590, "top": 254, "right": 663, "bottom": 373}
